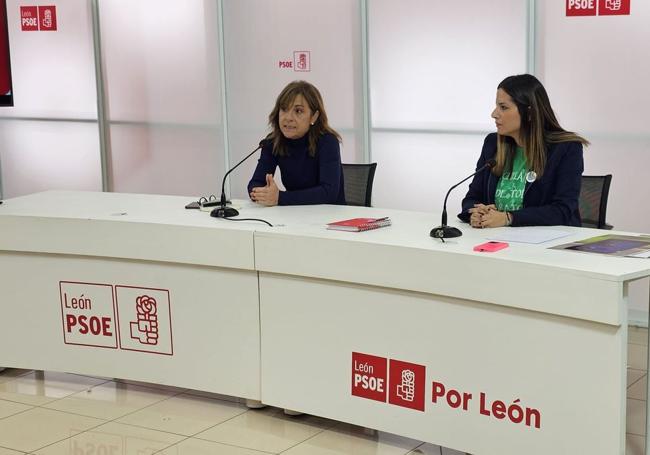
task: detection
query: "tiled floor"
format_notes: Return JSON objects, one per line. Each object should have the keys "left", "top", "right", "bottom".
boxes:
{"left": 0, "top": 327, "right": 647, "bottom": 455}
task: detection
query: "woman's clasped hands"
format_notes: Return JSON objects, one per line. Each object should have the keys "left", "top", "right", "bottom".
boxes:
{"left": 468, "top": 204, "right": 509, "bottom": 228}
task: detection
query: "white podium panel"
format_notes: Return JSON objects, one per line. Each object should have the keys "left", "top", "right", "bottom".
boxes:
{"left": 259, "top": 273, "right": 626, "bottom": 455}
{"left": 0, "top": 252, "right": 261, "bottom": 399}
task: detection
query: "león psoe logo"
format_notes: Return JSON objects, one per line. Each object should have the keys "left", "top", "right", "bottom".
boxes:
{"left": 605, "top": 0, "right": 622, "bottom": 10}
{"left": 130, "top": 295, "right": 159, "bottom": 345}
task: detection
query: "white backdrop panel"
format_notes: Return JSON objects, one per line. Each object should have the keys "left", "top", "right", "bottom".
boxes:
{"left": 369, "top": 0, "right": 527, "bottom": 129}
{"left": 0, "top": 0, "right": 97, "bottom": 119}
{"left": 109, "top": 124, "right": 223, "bottom": 197}
{"left": 99, "top": 0, "right": 224, "bottom": 195}
{"left": 0, "top": 120, "right": 102, "bottom": 197}
{"left": 223, "top": 0, "right": 363, "bottom": 199}
{"left": 99, "top": 0, "right": 221, "bottom": 125}
{"left": 537, "top": 2, "right": 650, "bottom": 234}
{"left": 371, "top": 132, "right": 487, "bottom": 217}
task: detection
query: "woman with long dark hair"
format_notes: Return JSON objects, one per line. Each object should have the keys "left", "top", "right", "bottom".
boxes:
{"left": 459, "top": 74, "right": 588, "bottom": 227}
{"left": 248, "top": 80, "right": 345, "bottom": 206}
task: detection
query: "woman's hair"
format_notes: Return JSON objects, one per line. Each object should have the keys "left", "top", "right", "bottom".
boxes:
{"left": 493, "top": 74, "right": 588, "bottom": 178}
{"left": 267, "top": 80, "right": 341, "bottom": 157}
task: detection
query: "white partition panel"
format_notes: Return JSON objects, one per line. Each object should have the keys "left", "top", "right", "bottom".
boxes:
{"left": 108, "top": 124, "right": 222, "bottom": 197}
{"left": 536, "top": 2, "right": 650, "bottom": 233}
{"left": 223, "top": 0, "right": 363, "bottom": 199}
{"left": 368, "top": 0, "right": 527, "bottom": 212}
{"left": 99, "top": 0, "right": 224, "bottom": 195}
{"left": 0, "top": 120, "right": 102, "bottom": 197}
{"left": 369, "top": 0, "right": 527, "bottom": 131}
{"left": 371, "top": 132, "right": 486, "bottom": 215}
{"left": 0, "top": 0, "right": 97, "bottom": 119}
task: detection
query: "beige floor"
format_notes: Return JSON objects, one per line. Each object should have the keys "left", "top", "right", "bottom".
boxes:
{"left": 0, "top": 327, "right": 647, "bottom": 455}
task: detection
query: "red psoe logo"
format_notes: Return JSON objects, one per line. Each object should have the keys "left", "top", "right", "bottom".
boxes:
{"left": 598, "top": 0, "right": 630, "bottom": 15}
{"left": 20, "top": 6, "right": 38, "bottom": 31}
{"left": 38, "top": 6, "right": 57, "bottom": 31}
{"left": 566, "top": 0, "right": 597, "bottom": 15}
{"left": 388, "top": 359, "right": 426, "bottom": 411}
{"left": 352, "top": 352, "right": 387, "bottom": 402}
{"left": 293, "top": 51, "right": 310, "bottom": 72}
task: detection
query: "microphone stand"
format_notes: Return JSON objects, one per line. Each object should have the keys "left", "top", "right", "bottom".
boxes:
{"left": 430, "top": 159, "right": 496, "bottom": 242}
{"left": 211, "top": 142, "right": 264, "bottom": 218}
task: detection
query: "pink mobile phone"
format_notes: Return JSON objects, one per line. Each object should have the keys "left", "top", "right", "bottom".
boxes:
{"left": 473, "top": 241, "right": 509, "bottom": 252}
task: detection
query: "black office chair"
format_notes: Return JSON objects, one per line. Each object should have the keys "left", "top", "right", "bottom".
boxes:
{"left": 341, "top": 163, "right": 377, "bottom": 207}
{"left": 579, "top": 175, "right": 613, "bottom": 229}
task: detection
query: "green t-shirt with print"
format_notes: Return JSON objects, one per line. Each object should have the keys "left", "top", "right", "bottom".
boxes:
{"left": 495, "top": 147, "right": 527, "bottom": 212}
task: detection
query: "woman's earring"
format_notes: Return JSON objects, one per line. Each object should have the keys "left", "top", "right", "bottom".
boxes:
{"left": 310, "top": 122, "right": 315, "bottom": 126}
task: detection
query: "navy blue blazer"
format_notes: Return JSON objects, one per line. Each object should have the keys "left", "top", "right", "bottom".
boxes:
{"left": 458, "top": 133, "right": 584, "bottom": 227}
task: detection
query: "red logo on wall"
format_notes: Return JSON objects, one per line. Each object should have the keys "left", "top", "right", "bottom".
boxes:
{"left": 566, "top": 0, "right": 630, "bottom": 16}
{"left": 20, "top": 5, "right": 57, "bottom": 31}
{"left": 38, "top": 6, "right": 57, "bottom": 31}
{"left": 598, "top": 0, "right": 630, "bottom": 15}
{"left": 352, "top": 352, "right": 387, "bottom": 402}
{"left": 20, "top": 6, "right": 38, "bottom": 31}
{"left": 293, "top": 51, "right": 310, "bottom": 72}
{"left": 388, "top": 359, "right": 426, "bottom": 411}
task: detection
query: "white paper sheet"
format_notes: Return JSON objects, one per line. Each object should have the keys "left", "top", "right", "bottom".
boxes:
{"left": 487, "top": 228, "right": 573, "bottom": 244}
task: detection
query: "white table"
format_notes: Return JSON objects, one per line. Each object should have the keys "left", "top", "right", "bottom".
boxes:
{"left": 1, "top": 191, "right": 649, "bottom": 454}
{"left": 0, "top": 191, "right": 261, "bottom": 399}
{"left": 248, "top": 204, "right": 650, "bottom": 455}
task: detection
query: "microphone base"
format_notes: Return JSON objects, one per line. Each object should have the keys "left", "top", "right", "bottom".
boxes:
{"left": 211, "top": 206, "right": 239, "bottom": 218}
{"left": 430, "top": 225, "right": 462, "bottom": 240}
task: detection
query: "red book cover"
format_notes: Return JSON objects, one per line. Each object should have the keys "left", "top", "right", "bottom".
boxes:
{"left": 327, "top": 217, "right": 391, "bottom": 232}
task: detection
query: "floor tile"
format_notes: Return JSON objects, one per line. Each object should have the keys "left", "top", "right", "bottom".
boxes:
{"left": 33, "top": 422, "right": 183, "bottom": 455}
{"left": 0, "top": 372, "right": 107, "bottom": 406}
{"left": 282, "top": 423, "right": 422, "bottom": 455}
{"left": 441, "top": 447, "right": 466, "bottom": 455}
{"left": 0, "top": 399, "right": 32, "bottom": 419}
{"left": 0, "top": 407, "right": 104, "bottom": 452}
{"left": 629, "top": 327, "right": 649, "bottom": 346}
{"left": 627, "top": 433, "right": 645, "bottom": 455}
{"left": 0, "top": 448, "right": 25, "bottom": 455}
{"left": 629, "top": 369, "right": 646, "bottom": 388}
{"left": 183, "top": 389, "right": 244, "bottom": 404}
{"left": 159, "top": 437, "right": 270, "bottom": 455}
{"left": 0, "top": 369, "right": 32, "bottom": 385}
{"left": 114, "top": 379, "right": 188, "bottom": 394}
{"left": 196, "top": 407, "right": 335, "bottom": 453}
{"left": 628, "top": 344, "right": 648, "bottom": 371}
{"left": 408, "top": 443, "right": 442, "bottom": 454}
{"left": 116, "top": 393, "right": 248, "bottom": 436}
{"left": 43, "top": 381, "right": 176, "bottom": 420}
{"left": 629, "top": 376, "right": 647, "bottom": 401}
{"left": 627, "top": 398, "right": 646, "bottom": 436}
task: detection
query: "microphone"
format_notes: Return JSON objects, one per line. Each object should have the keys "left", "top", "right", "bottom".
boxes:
{"left": 211, "top": 138, "right": 268, "bottom": 218}
{"left": 430, "top": 158, "right": 496, "bottom": 241}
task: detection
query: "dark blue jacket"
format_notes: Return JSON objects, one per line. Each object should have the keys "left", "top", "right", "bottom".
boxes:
{"left": 247, "top": 133, "right": 346, "bottom": 206}
{"left": 458, "top": 133, "right": 584, "bottom": 227}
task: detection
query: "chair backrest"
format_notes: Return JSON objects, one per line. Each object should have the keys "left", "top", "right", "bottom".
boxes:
{"left": 579, "top": 174, "right": 613, "bottom": 229}
{"left": 341, "top": 163, "right": 377, "bottom": 207}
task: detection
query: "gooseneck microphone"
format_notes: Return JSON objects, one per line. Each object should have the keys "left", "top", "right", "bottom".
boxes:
{"left": 211, "top": 139, "right": 267, "bottom": 218}
{"left": 430, "top": 159, "right": 496, "bottom": 241}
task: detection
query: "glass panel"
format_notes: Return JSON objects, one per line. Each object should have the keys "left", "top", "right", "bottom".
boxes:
{"left": 537, "top": 2, "right": 650, "bottom": 233}
{"left": 369, "top": 0, "right": 527, "bottom": 130}
{"left": 0, "top": 120, "right": 102, "bottom": 197}
{"left": 223, "top": 0, "right": 363, "bottom": 199}
{"left": 109, "top": 124, "right": 222, "bottom": 196}
{"left": 371, "top": 131, "right": 487, "bottom": 216}
{"left": 100, "top": 0, "right": 224, "bottom": 195}
{"left": 0, "top": 0, "right": 97, "bottom": 119}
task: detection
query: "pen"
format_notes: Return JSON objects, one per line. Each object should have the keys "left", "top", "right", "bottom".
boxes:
{"left": 374, "top": 217, "right": 389, "bottom": 221}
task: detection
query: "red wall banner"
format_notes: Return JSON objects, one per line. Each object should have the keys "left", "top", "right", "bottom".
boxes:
{"left": 566, "top": 0, "right": 631, "bottom": 16}
{"left": 0, "top": 0, "right": 13, "bottom": 104}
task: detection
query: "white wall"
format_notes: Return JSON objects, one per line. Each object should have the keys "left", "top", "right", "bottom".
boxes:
{"left": 0, "top": 0, "right": 648, "bottom": 234}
